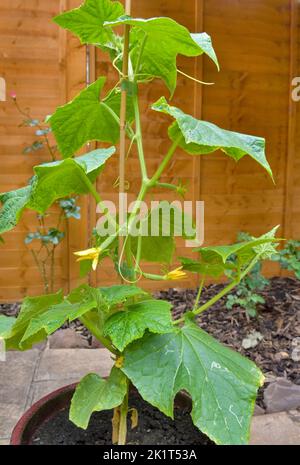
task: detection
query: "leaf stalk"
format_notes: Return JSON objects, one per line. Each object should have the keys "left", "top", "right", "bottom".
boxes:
{"left": 174, "top": 254, "right": 263, "bottom": 325}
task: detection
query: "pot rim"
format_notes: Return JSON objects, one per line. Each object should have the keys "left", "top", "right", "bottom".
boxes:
{"left": 10, "top": 382, "right": 77, "bottom": 445}
{"left": 10, "top": 382, "right": 192, "bottom": 445}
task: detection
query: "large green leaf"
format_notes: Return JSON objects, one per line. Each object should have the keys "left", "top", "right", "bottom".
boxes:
{"left": 66, "top": 284, "right": 107, "bottom": 336}
{"left": 181, "top": 228, "right": 280, "bottom": 280}
{"left": 122, "top": 319, "right": 264, "bottom": 445}
{"left": 191, "top": 33, "right": 219, "bottom": 68}
{"left": 0, "top": 148, "right": 115, "bottom": 230}
{"left": 104, "top": 299, "right": 173, "bottom": 351}
{"left": 5, "top": 291, "right": 64, "bottom": 350}
{"left": 28, "top": 148, "right": 115, "bottom": 213}
{"left": 67, "top": 284, "right": 148, "bottom": 340}
{"left": 70, "top": 367, "right": 127, "bottom": 429}
{"left": 67, "top": 284, "right": 99, "bottom": 308}
{"left": 0, "top": 315, "right": 16, "bottom": 338}
{"left": 98, "top": 285, "right": 148, "bottom": 309}
{"left": 2, "top": 284, "right": 148, "bottom": 350}
{"left": 251, "top": 226, "right": 280, "bottom": 259}
{"left": 49, "top": 78, "right": 133, "bottom": 158}
{"left": 195, "top": 227, "right": 280, "bottom": 266}
{"left": 53, "top": 0, "right": 124, "bottom": 46}
{"left": 0, "top": 186, "right": 32, "bottom": 234}
{"left": 130, "top": 201, "right": 195, "bottom": 264}
{"left": 67, "top": 283, "right": 147, "bottom": 314}
{"left": 197, "top": 240, "right": 276, "bottom": 265}
{"left": 20, "top": 297, "right": 98, "bottom": 349}
{"left": 152, "top": 97, "right": 273, "bottom": 179}
{"left": 144, "top": 201, "right": 196, "bottom": 239}
{"left": 106, "top": 16, "right": 219, "bottom": 94}
{"left": 132, "top": 235, "right": 175, "bottom": 265}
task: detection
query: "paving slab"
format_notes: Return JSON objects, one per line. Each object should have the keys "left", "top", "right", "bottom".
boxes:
{"left": 0, "top": 348, "right": 113, "bottom": 442}
{"left": 0, "top": 350, "right": 40, "bottom": 406}
{"left": 0, "top": 403, "right": 24, "bottom": 439}
{"left": 0, "top": 439, "right": 9, "bottom": 445}
{"left": 35, "top": 348, "right": 114, "bottom": 382}
{"left": 250, "top": 409, "right": 300, "bottom": 445}
{"left": 29, "top": 379, "right": 81, "bottom": 406}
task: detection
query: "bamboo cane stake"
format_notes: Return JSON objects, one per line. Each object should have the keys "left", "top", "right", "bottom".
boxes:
{"left": 118, "top": 0, "right": 131, "bottom": 262}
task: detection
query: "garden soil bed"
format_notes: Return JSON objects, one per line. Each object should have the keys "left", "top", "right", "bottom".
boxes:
{"left": 2, "top": 276, "right": 300, "bottom": 406}
{"left": 31, "top": 391, "right": 213, "bottom": 445}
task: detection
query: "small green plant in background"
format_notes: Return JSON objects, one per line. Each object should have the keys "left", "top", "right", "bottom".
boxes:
{"left": 226, "top": 233, "right": 300, "bottom": 318}
{"left": 272, "top": 239, "right": 300, "bottom": 279}
{"left": 10, "top": 93, "right": 81, "bottom": 293}
{"left": 226, "top": 280, "right": 266, "bottom": 319}
{"left": 0, "top": 0, "right": 282, "bottom": 445}
{"left": 225, "top": 232, "right": 270, "bottom": 318}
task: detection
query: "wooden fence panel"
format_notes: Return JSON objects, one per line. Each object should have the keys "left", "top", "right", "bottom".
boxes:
{"left": 0, "top": 0, "right": 299, "bottom": 301}
{"left": 201, "top": 0, "right": 292, "bottom": 277}
{"left": 0, "top": 0, "right": 68, "bottom": 300}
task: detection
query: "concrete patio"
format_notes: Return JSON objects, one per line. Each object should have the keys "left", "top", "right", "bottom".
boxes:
{"left": 0, "top": 347, "right": 113, "bottom": 445}
{"left": 0, "top": 347, "right": 299, "bottom": 445}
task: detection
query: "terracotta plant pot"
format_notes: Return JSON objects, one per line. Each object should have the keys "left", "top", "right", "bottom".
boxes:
{"left": 10, "top": 383, "right": 192, "bottom": 445}
{"left": 11, "top": 383, "right": 77, "bottom": 445}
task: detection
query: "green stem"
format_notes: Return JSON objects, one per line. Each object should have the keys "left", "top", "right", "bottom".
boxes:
{"left": 118, "top": 381, "right": 129, "bottom": 445}
{"left": 98, "top": 138, "right": 180, "bottom": 254}
{"left": 195, "top": 279, "right": 238, "bottom": 316}
{"left": 134, "top": 235, "right": 142, "bottom": 273}
{"left": 194, "top": 255, "right": 262, "bottom": 317}
{"left": 79, "top": 315, "right": 117, "bottom": 355}
{"left": 81, "top": 174, "right": 117, "bottom": 230}
{"left": 142, "top": 272, "right": 165, "bottom": 281}
{"left": 149, "top": 137, "right": 181, "bottom": 186}
{"left": 131, "top": 33, "right": 148, "bottom": 182}
{"left": 155, "top": 182, "right": 178, "bottom": 192}
{"left": 81, "top": 175, "right": 102, "bottom": 204}
{"left": 174, "top": 255, "right": 263, "bottom": 325}
{"left": 99, "top": 182, "right": 148, "bottom": 253}
{"left": 124, "top": 235, "right": 134, "bottom": 270}
{"left": 128, "top": 184, "right": 149, "bottom": 228}
{"left": 92, "top": 131, "right": 181, "bottom": 257}
{"left": 101, "top": 102, "right": 134, "bottom": 140}
{"left": 132, "top": 93, "right": 148, "bottom": 181}
{"left": 50, "top": 246, "right": 55, "bottom": 293}
{"left": 193, "top": 275, "right": 206, "bottom": 310}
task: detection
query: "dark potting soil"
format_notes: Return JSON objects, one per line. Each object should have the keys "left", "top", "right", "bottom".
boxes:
{"left": 31, "top": 392, "right": 213, "bottom": 445}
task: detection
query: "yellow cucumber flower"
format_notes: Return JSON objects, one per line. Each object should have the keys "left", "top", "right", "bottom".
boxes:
{"left": 164, "top": 266, "right": 187, "bottom": 281}
{"left": 74, "top": 247, "right": 102, "bottom": 271}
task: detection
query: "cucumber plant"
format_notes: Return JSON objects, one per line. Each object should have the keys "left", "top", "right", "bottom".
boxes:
{"left": 0, "top": 0, "right": 280, "bottom": 445}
